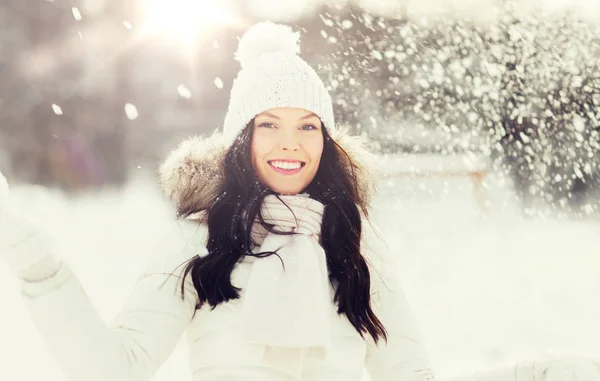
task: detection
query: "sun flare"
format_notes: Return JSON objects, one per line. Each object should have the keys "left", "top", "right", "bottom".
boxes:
{"left": 139, "top": 0, "right": 234, "bottom": 46}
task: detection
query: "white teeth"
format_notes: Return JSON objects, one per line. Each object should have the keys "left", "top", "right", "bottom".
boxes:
{"left": 270, "top": 161, "right": 302, "bottom": 170}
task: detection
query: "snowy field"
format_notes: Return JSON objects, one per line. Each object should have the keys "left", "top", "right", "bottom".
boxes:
{"left": 1, "top": 159, "right": 600, "bottom": 381}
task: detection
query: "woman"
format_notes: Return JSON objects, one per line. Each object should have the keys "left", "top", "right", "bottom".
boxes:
{"left": 0, "top": 22, "right": 434, "bottom": 381}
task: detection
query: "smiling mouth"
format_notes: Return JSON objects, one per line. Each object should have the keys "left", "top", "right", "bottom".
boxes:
{"left": 267, "top": 160, "right": 306, "bottom": 173}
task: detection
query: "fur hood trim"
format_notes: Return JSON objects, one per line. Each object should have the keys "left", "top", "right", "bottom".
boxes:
{"left": 158, "top": 129, "right": 379, "bottom": 215}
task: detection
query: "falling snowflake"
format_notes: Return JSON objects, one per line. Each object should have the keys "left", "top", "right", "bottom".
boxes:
{"left": 177, "top": 85, "right": 192, "bottom": 99}
{"left": 51, "top": 104, "right": 63, "bottom": 115}
{"left": 214, "top": 77, "right": 224, "bottom": 89}
{"left": 72, "top": 7, "right": 82, "bottom": 21}
{"left": 124, "top": 103, "right": 139, "bottom": 120}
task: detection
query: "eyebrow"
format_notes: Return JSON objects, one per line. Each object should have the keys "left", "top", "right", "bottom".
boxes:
{"left": 257, "top": 112, "right": 319, "bottom": 120}
{"left": 300, "top": 113, "right": 319, "bottom": 120}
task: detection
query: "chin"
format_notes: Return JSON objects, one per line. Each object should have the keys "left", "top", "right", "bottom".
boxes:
{"left": 274, "top": 189, "right": 301, "bottom": 195}
{"left": 269, "top": 185, "right": 303, "bottom": 195}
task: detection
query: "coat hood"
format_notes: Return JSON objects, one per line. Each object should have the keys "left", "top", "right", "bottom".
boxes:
{"left": 158, "top": 129, "right": 379, "bottom": 216}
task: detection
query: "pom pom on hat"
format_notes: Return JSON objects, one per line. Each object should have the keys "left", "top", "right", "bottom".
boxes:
{"left": 235, "top": 21, "right": 301, "bottom": 69}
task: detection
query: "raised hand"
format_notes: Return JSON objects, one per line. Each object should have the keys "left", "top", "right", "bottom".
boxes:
{"left": 0, "top": 171, "right": 61, "bottom": 281}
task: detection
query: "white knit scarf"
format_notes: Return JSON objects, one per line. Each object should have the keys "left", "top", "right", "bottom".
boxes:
{"left": 241, "top": 194, "right": 332, "bottom": 376}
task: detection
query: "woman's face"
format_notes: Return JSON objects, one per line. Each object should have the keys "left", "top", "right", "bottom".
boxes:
{"left": 251, "top": 107, "right": 324, "bottom": 195}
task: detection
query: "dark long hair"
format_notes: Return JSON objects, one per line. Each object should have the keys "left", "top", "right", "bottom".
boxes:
{"left": 177, "top": 121, "right": 387, "bottom": 343}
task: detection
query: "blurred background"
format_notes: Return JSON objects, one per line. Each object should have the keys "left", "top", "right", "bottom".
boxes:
{"left": 1, "top": 0, "right": 600, "bottom": 380}
{"left": 0, "top": 0, "right": 599, "bottom": 217}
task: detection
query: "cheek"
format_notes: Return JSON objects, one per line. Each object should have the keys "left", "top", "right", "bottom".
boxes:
{"left": 250, "top": 138, "right": 261, "bottom": 175}
{"left": 251, "top": 135, "right": 265, "bottom": 162}
{"left": 310, "top": 139, "right": 325, "bottom": 165}
{"left": 251, "top": 135, "right": 272, "bottom": 174}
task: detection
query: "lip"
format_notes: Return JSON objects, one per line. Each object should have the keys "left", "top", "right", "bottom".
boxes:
{"left": 267, "top": 159, "right": 305, "bottom": 176}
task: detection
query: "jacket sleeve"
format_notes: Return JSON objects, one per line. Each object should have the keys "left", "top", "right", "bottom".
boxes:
{"left": 16, "top": 218, "right": 206, "bottom": 381}
{"left": 362, "top": 220, "right": 435, "bottom": 381}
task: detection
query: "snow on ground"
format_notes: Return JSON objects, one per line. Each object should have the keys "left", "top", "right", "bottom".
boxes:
{"left": 372, "top": 171, "right": 600, "bottom": 379}
{"left": 1, "top": 162, "right": 600, "bottom": 380}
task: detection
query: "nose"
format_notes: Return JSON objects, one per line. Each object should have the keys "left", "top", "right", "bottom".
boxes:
{"left": 278, "top": 131, "right": 300, "bottom": 151}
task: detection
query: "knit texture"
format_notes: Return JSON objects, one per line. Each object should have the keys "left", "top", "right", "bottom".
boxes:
{"left": 222, "top": 21, "right": 335, "bottom": 146}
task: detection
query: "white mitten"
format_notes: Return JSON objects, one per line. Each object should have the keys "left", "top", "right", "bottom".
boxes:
{"left": 0, "top": 171, "right": 61, "bottom": 281}
{"left": 533, "top": 356, "right": 600, "bottom": 381}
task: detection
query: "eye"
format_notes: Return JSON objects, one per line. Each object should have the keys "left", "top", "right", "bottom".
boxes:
{"left": 300, "top": 124, "right": 318, "bottom": 131}
{"left": 257, "top": 122, "right": 276, "bottom": 129}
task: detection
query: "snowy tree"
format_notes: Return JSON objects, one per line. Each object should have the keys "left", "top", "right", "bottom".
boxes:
{"left": 312, "top": 3, "right": 600, "bottom": 217}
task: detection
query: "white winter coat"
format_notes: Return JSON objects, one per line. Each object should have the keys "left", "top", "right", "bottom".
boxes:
{"left": 16, "top": 130, "right": 435, "bottom": 381}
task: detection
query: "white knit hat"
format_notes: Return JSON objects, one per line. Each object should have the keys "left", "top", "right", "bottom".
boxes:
{"left": 222, "top": 21, "right": 335, "bottom": 145}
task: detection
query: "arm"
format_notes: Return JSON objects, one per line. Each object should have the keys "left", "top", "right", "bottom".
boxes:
{"left": 11, "top": 218, "right": 205, "bottom": 381}
{"left": 362, "top": 220, "right": 435, "bottom": 381}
